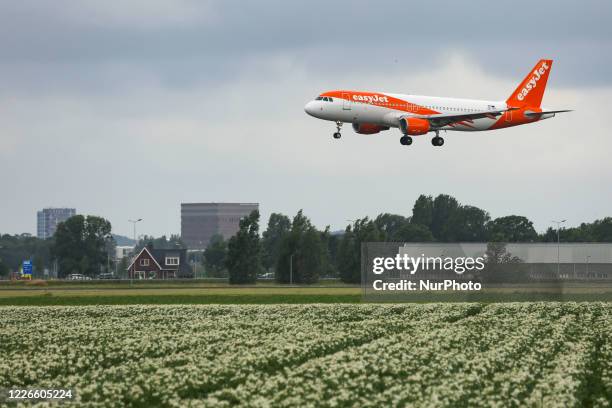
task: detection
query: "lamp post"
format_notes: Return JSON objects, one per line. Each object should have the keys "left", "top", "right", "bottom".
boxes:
{"left": 128, "top": 218, "right": 142, "bottom": 283}
{"left": 551, "top": 220, "right": 566, "bottom": 276}
{"left": 128, "top": 218, "right": 143, "bottom": 248}
{"left": 586, "top": 255, "right": 591, "bottom": 278}
{"left": 289, "top": 253, "right": 294, "bottom": 285}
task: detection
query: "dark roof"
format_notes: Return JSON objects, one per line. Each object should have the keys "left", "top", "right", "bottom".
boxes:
{"left": 150, "top": 248, "right": 191, "bottom": 273}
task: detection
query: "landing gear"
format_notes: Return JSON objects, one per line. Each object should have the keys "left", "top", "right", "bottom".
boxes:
{"left": 400, "top": 135, "right": 413, "bottom": 145}
{"left": 431, "top": 136, "right": 444, "bottom": 146}
{"left": 333, "top": 121, "right": 343, "bottom": 139}
{"left": 431, "top": 131, "right": 444, "bottom": 146}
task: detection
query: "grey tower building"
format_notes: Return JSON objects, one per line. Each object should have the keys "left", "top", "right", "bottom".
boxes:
{"left": 181, "top": 203, "right": 259, "bottom": 249}
{"left": 37, "top": 208, "right": 77, "bottom": 239}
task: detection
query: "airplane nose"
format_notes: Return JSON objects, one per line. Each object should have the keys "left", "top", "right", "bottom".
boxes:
{"left": 304, "top": 101, "right": 317, "bottom": 116}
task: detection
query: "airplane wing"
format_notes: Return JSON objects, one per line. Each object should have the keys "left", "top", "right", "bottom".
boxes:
{"left": 411, "top": 108, "right": 518, "bottom": 128}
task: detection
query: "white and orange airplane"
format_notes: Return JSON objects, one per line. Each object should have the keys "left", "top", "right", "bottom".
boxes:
{"left": 304, "top": 59, "right": 570, "bottom": 146}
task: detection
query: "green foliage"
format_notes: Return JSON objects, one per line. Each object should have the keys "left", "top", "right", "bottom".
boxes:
{"left": 0, "top": 233, "right": 53, "bottom": 276}
{"left": 431, "top": 194, "right": 460, "bottom": 241}
{"left": 417, "top": 196, "right": 491, "bottom": 242}
{"left": 0, "top": 258, "right": 8, "bottom": 277}
{"left": 375, "top": 213, "right": 434, "bottom": 242}
{"left": 262, "top": 213, "right": 291, "bottom": 271}
{"left": 591, "top": 217, "right": 612, "bottom": 241}
{"left": 337, "top": 217, "right": 384, "bottom": 284}
{"left": 411, "top": 194, "right": 434, "bottom": 228}
{"left": 204, "top": 234, "right": 228, "bottom": 278}
{"left": 447, "top": 205, "right": 490, "bottom": 241}
{"left": 52, "top": 215, "right": 113, "bottom": 278}
{"left": 319, "top": 227, "right": 338, "bottom": 278}
{"left": 375, "top": 213, "right": 411, "bottom": 241}
{"left": 337, "top": 226, "right": 358, "bottom": 284}
{"left": 540, "top": 217, "right": 612, "bottom": 243}
{"left": 395, "top": 223, "right": 434, "bottom": 242}
{"left": 276, "top": 210, "right": 325, "bottom": 284}
{"left": 487, "top": 215, "right": 538, "bottom": 242}
{"left": 482, "top": 242, "right": 527, "bottom": 283}
{"left": 118, "top": 257, "right": 129, "bottom": 278}
{"left": 226, "top": 210, "right": 262, "bottom": 284}
{"left": 135, "top": 234, "right": 186, "bottom": 252}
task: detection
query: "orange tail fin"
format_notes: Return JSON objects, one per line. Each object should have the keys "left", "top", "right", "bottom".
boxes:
{"left": 506, "top": 59, "right": 553, "bottom": 108}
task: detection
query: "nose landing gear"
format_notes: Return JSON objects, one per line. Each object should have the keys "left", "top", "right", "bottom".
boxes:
{"left": 333, "top": 121, "right": 343, "bottom": 139}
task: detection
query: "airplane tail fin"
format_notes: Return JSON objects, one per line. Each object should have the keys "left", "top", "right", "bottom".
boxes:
{"left": 506, "top": 59, "right": 553, "bottom": 108}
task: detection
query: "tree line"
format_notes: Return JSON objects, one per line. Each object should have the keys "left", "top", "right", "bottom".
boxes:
{"left": 0, "top": 215, "right": 114, "bottom": 278}
{"left": 205, "top": 194, "right": 612, "bottom": 284}
{"left": 2, "top": 193, "right": 612, "bottom": 280}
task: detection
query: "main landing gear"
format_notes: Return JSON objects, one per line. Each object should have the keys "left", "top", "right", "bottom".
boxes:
{"left": 333, "top": 121, "right": 342, "bottom": 139}
{"left": 400, "top": 135, "right": 413, "bottom": 145}
{"left": 431, "top": 131, "right": 444, "bottom": 147}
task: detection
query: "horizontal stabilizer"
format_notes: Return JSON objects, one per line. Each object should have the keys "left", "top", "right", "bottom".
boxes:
{"left": 524, "top": 109, "right": 572, "bottom": 117}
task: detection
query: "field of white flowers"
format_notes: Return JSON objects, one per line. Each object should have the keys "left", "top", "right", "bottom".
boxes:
{"left": 0, "top": 303, "right": 610, "bottom": 407}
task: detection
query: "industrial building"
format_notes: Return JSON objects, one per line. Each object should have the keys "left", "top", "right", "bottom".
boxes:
{"left": 181, "top": 202, "right": 259, "bottom": 249}
{"left": 396, "top": 242, "right": 612, "bottom": 281}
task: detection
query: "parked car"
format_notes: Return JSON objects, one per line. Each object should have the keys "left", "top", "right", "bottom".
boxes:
{"left": 97, "top": 273, "right": 115, "bottom": 280}
{"left": 258, "top": 272, "right": 275, "bottom": 280}
{"left": 68, "top": 274, "right": 91, "bottom": 281}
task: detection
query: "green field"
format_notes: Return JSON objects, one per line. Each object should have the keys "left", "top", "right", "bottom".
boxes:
{"left": 0, "top": 280, "right": 610, "bottom": 305}
{"left": 1, "top": 303, "right": 610, "bottom": 406}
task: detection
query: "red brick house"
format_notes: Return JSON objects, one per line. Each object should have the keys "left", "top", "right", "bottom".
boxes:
{"left": 127, "top": 245, "right": 192, "bottom": 279}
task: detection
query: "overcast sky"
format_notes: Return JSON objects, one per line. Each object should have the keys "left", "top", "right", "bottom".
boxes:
{"left": 1, "top": 0, "right": 611, "bottom": 238}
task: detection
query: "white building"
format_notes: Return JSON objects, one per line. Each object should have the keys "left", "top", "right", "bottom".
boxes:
{"left": 115, "top": 246, "right": 135, "bottom": 260}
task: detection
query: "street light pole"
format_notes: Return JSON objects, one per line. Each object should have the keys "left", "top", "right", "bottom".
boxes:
{"left": 129, "top": 218, "right": 142, "bottom": 247}
{"left": 128, "top": 218, "right": 142, "bottom": 283}
{"left": 586, "top": 255, "right": 591, "bottom": 277}
{"left": 551, "top": 220, "right": 566, "bottom": 277}
{"left": 289, "top": 253, "right": 294, "bottom": 285}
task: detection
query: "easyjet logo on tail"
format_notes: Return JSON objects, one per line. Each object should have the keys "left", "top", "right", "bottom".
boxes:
{"left": 517, "top": 61, "right": 549, "bottom": 101}
{"left": 506, "top": 59, "right": 553, "bottom": 108}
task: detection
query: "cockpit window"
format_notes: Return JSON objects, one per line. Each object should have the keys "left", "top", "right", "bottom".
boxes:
{"left": 315, "top": 96, "right": 323, "bottom": 100}
{"left": 328, "top": 97, "right": 333, "bottom": 102}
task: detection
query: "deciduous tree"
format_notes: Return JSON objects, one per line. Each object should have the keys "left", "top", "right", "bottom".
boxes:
{"left": 226, "top": 210, "right": 262, "bottom": 284}
{"left": 52, "top": 215, "right": 113, "bottom": 277}
{"left": 276, "top": 210, "right": 325, "bottom": 284}
{"left": 262, "top": 213, "right": 291, "bottom": 271}
{"left": 204, "top": 234, "right": 228, "bottom": 278}
{"left": 487, "top": 215, "right": 538, "bottom": 242}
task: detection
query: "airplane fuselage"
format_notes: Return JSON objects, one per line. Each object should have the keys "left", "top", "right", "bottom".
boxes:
{"left": 304, "top": 91, "right": 555, "bottom": 132}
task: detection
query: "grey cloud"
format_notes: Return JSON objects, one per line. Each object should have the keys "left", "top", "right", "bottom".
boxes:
{"left": 0, "top": 1, "right": 610, "bottom": 87}
{"left": 0, "top": 1, "right": 610, "bottom": 237}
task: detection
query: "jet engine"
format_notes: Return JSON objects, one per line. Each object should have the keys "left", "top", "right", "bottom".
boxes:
{"left": 398, "top": 117, "right": 430, "bottom": 135}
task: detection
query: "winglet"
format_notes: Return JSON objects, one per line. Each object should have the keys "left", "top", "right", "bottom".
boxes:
{"left": 506, "top": 59, "right": 553, "bottom": 108}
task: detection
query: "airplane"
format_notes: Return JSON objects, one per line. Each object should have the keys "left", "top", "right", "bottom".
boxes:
{"left": 304, "top": 59, "right": 570, "bottom": 146}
